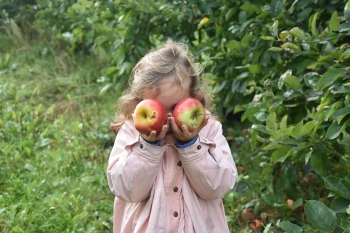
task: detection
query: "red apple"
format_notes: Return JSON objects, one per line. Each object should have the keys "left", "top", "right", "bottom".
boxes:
{"left": 241, "top": 208, "right": 256, "bottom": 221}
{"left": 249, "top": 219, "right": 263, "bottom": 230}
{"left": 173, "top": 98, "right": 205, "bottom": 131}
{"left": 287, "top": 199, "right": 295, "bottom": 210}
{"left": 133, "top": 99, "right": 167, "bottom": 134}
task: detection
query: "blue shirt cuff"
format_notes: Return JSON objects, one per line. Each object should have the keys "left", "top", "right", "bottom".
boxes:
{"left": 142, "top": 139, "right": 161, "bottom": 146}
{"left": 175, "top": 136, "right": 198, "bottom": 148}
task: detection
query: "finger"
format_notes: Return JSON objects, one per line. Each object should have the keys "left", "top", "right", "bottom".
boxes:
{"left": 181, "top": 124, "right": 191, "bottom": 135}
{"left": 148, "top": 131, "right": 157, "bottom": 141}
{"left": 166, "top": 117, "right": 170, "bottom": 128}
{"left": 141, "top": 131, "right": 156, "bottom": 142}
{"left": 157, "top": 124, "right": 169, "bottom": 139}
{"left": 169, "top": 117, "right": 181, "bottom": 133}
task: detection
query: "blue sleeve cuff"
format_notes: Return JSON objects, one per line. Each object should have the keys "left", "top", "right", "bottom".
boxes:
{"left": 175, "top": 136, "right": 198, "bottom": 148}
{"left": 143, "top": 139, "right": 161, "bottom": 146}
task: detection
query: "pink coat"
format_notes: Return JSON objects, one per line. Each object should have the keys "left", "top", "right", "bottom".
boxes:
{"left": 107, "top": 118, "right": 238, "bottom": 233}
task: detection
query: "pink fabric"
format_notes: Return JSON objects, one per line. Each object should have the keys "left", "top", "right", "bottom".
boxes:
{"left": 107, "top": 118, "right": 238, "bottom": 233}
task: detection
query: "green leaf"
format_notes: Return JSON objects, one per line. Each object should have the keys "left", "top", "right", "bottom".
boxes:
{"left": 270, "top": 146, "right": 292, "bottom": 163}
{"left": 261, "top": 192, "right": 284, "bottom": 207}
{"left": 341, "top": 49, "right": 350, "bottom": 59}
{"left": 340, "top": 22, "right": 350, "bottom": 32}
{"left": 105, "top": 67, "right": 118, "bottom": 75}
{"left": 256, "top": 134, "right": 270, "bottom": 143}
{"left": 277, "top": 221, "right": 303, "bottom": 233}
{"left": 279, "top": 30, "right": 289, "bottom": 41}
{"left": 241, "top": 35, "right": 255, "bottom": 47}
{"left": 266, "top": 112, "right": 278, "bottom": 138}
{"left": 281, "top": 42, "right": 301, "bottom": 53}
{"left": 301, "top": 121, "right": 315, "bottom": 134}
{"left": 305, "top": 151, "right": 312, "bottom": 165}
{"left": 330, "top": 196, "right": 350, "bottom": 213}
{"left": 280, "top": 115, "right": 288, "bottom": 135}
{"left": 263, "top": 143, "right": 284, "bottom": 150}
{"left": 326, "top": 101, "right": 344, "bottom": 120}
{"left": 292, "top": 198, "right": 303, "bottom": 211}
{"left": 310, "top": 143, "right": 328, "bottom": 176}
{"left": 309, "top": 12, "right": 319, "bottom": 35}
{"left": 225, "top": 8, "right": 237, "bottom": 21}
{"left": 146, "top": 0, "right": 159, "bottom": 11}
{"left": 248, "top": 64, "right": 261, "bottom": 74}
{"left": 331, "top": 107, "right": 350, "bottom": 119}
{"left": 270, "top": 20, "right": 279, "bottom": 37}
{"left": 325, "top": 122, "right": 341, "bottom": 139}
{"left": 279, "top": 69, "right": 293, "bottom": 89}
{"left": 324, "top": 175, "right": 350, "bottom": 200}
{"left": 343, "top": 157, "right": 350, "bottom": 166}
{"left": 344, "top": 0, "right": 350, "bottom": 22}
{"left": 317, "top": 68, "right": 347, "bottom": 90}
{"left": 292, "top": 121, "right": 303, "bottom": 138}
{"left": 240, "top": 4, "right": 262, "bottom": 12}
{"left": 252, "top": 124, "right": 269, "bottom": 134}
{"left": 99, "top": 83, "right": 112, "bottom": 95}
{"left": 305, "top": 200, "right": 337, "bottom": 232}
{"left": 290, "top": 27, "right": 304, "bottom": 40}
{"left": 226, "top": 40, "right": 240, "bottom": 50}
{"left": 268, "top": 46, "right": 283, "bottom": 51}
{"left": 214, "top": 80, "right": 228, "bottom": 93}
{"left": 341, "top": 218, "right": 350, "bottom": 231}
{"left": 330, "top": 11, "right": 340, "bottom": 31}
{"left": 283, "top": 75, "right": 301, "bottom": 90}
{"left": 263, "top": 223, "right": 272, "bottom": 233}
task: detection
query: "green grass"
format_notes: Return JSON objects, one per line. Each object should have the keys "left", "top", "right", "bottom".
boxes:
{"left": 0, "top": 38, "right": 117, "bottom": 232}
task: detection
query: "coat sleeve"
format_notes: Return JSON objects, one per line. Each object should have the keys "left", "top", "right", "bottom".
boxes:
{"left": 106, "top": 121, "right": 166, "bottom": 203}
{"left": 176, "top": 119, "right": 238, "bottom": 200}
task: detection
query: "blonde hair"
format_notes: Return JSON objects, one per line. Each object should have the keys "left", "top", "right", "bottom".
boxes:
{"left": 110, "top": 41, "right": 215, "bottom": 134}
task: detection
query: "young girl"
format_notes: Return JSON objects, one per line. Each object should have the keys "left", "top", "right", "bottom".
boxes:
{"left": 107, "top": 41, "right": 238, "bottom": 233}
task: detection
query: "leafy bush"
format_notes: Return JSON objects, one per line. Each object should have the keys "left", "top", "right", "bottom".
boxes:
{"left": 245, "top": 1, "right": 350, "bottom": 232}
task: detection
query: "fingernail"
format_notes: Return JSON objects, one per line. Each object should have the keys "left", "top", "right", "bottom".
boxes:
{"left": 164, "top": 126, "right": 168, "bottom": 130}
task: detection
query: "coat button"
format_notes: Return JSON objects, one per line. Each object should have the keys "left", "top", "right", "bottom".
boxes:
{"left": 197, "top": 145, "right": 201, "bottom": 150}
{"left": 177, "top": 161, "right": 182, "bottom": 166}
{"left": 140, "top": 144, "right": 143, "bottom": 149}
{"left": 173, "top": 211, "right": 178, "bottom": 217}
{"left": 173, "top": 187, "right": 178, "bottom": 192}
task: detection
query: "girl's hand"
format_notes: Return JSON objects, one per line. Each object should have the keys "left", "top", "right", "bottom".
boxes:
{"left": 139, "top": 124, "right": 169, "bottom": 143}
{"left": 132, "top": 115, "right": 169, "bottom": 143}
{"left": 169, "top": 114, "right": 209, "bottom": 143}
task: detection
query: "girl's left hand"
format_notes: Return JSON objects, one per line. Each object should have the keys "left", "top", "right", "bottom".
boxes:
{"left": 169, "top": 114, "right": 209, "bottom": 143}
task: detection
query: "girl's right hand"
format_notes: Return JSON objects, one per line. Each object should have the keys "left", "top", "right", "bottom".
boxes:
{"left": 132, "top": 114, "right": 169, "bottom": 143}
{"left": 140, "top": 124, "right": 169, "bottom": 143}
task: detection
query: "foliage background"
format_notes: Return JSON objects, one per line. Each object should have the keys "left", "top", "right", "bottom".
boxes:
{"left": 1, "top": 0, "right": 350, "bottom": 232}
